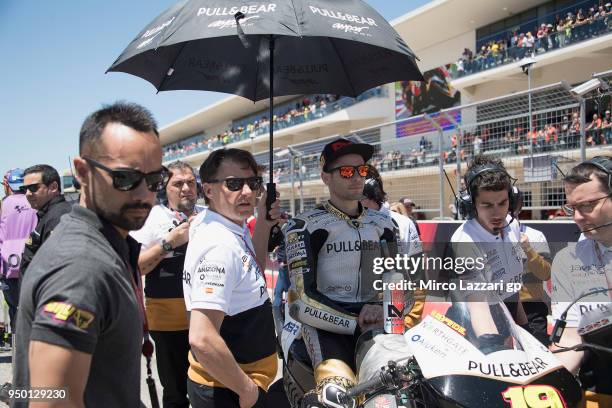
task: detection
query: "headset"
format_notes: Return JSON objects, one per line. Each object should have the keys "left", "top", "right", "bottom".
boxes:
{"left": 456, "top": 163, "right": 520, "bottom": 220}
{"left": 581, "top": 155, "right": 612, "bottom": 190}
{"left": 363, "top": 178, "right": 385, "bottom": 207}
{"left": 573, "top": 156, "right": 612, "bottom": 234}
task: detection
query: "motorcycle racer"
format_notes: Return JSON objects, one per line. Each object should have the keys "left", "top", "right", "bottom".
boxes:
{"left": 285, "top": 138, "right": 425, "bottom": 408}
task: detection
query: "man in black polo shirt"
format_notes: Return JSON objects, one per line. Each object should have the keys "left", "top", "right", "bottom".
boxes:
{"left": 19, "top": 164, "right": 72, "bottom": 275}
{"left": 13, "top": 102, "right": 166, "bottom": 407}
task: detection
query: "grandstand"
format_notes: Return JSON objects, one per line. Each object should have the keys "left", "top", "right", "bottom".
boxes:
{"left": 158, "top": 0, "right": 612, "bottom": 219}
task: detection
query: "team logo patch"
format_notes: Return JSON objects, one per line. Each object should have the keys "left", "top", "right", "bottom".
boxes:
{"left": 41, "top": 301, "right": 95, "bottom": 330}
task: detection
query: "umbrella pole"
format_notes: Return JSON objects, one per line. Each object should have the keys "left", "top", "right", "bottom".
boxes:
{"left": 266, "top": 35, "right": 276, "bottom": 220}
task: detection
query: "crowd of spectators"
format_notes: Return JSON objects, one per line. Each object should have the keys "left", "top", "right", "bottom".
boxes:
{"left": 161, "top": 91, "right": 390, "bottom": 161}
{"left": 258, "top": 108, "right": 611, "bottom": 183}
{"left": 453, "top": 3, "right": 611, "bottom": 77}
{"left": 443, "top": 109, "right": 611, "bottom": 163}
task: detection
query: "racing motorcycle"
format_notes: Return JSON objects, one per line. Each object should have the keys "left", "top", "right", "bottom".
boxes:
{"left": 277, "top": 295, "right": 586, "bottom": 408}
{"left": 549, "top": 288, "right": 612, "bottom": 407}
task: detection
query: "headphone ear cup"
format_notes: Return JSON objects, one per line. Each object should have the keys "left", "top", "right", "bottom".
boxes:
{"left": 508, "top": 186, "right": 517, "bottom": 215}
{"left": 456, "top": 191, "right": 474, "bottom": 219}
{"left": 197, "top": 182, "right": 203, "bottom": 199}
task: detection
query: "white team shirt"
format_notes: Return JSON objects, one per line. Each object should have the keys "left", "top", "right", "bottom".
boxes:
{"left": 130, "top": 204, "right": 205, "bottom": 254}
{"left": 379, "top": 202, "right": 422, "bottom": 256}
{"left": 183, "top": 209, "right": 269, "bottom": 315}
{"left": 451, "top": 215, "right": 524, "bottom": 299}
{"left": 551, "top": 238, "right": 612, "bottom": 327}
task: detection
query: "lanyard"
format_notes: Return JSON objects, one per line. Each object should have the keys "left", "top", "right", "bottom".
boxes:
{"left": 125, "top": 261, "right": 153, "bottom": 358}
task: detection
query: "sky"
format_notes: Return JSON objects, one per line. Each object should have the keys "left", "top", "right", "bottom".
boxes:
{"left": 0, "top": 1, "right": 429, "bottom": 185}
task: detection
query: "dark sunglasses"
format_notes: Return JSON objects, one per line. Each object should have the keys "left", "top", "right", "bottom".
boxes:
{"left": 207, "top": 176, "right": 263, "bottom": 192}
{"left": 19, "top": 183, "right": 45, "bottom": 194}
{"left": 84, "top": 157, "right": 168, "bottom": 192}
{"left": 327, "top": 165, "right": 370, "bottom": 179}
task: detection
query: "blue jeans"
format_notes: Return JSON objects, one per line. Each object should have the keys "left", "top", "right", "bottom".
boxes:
{"left": 273, "top": 266, "right": 289, "bottom": 307}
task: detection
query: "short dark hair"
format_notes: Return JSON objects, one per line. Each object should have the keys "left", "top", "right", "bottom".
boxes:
{"left": 466, "top": 155, "right": 511, "bottom": 200}
{"left": 79, "top": 101, "right": 158, "bottom": 157}
{"left": 166, "top": 160, "right": 196, "bottom": 180}
{"left": 199, "top": 149, "right": 258, "bottom": 204}
{"left": 564, "top": 159, "right": 612, "bottom": 194}
{"left": 24, "top": 164, "right": 62, "bottom": 192}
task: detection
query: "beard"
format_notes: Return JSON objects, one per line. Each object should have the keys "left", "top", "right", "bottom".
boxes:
{"left": 101, "top": 202, "right": 153, "bottom": 231}
{"left": 175, "top": 196, "right": 197, "bottom": 215}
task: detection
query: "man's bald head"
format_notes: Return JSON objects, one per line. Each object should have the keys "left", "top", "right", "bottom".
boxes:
{"left": 79, "top": 102, "right": 159, "bottom": 158}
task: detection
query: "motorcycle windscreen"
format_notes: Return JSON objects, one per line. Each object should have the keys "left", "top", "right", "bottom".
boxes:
{"left": 404, "top": 300, "right": 579, "bottom": 404}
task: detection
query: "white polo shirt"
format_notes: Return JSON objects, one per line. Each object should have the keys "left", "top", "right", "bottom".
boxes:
{"left": 551, "top": 238, "right": 612, "bottom": 327}
{"left": 131, "top": 204, "right": 205, "bottom": 254}
{"left": 380, "top": 202, "right": 422, "bottom": 256}
{"left": 183, "top": 209, "right": 269, "bottom": 315}
{"left": 451, "top": 215, "right": 524, "bottom": 299}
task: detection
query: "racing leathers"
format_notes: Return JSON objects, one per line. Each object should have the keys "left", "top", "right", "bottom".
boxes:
{"left": 285, "top": 201, "right": 425, "bottom": 404}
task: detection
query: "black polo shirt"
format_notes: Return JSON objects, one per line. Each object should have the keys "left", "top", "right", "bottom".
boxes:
{"left": 13, "top": 205, "right": 143, "bottom": 408}
{"left": 20, "top": 194, "right": 73, "bottom": 275}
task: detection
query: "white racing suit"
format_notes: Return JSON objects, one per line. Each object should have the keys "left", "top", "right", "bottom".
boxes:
{"left": 285, "top": 201, "right": 425, "bottom": 406}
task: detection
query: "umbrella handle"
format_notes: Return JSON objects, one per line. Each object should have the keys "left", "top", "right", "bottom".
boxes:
{"left": 266, "top": 182, "right": 276, "bottom": 221}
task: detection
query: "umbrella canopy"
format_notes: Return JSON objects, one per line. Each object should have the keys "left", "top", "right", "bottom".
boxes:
{"left": 108, "top": 0, "right": 423, "bottom": 214}
{"left": 108, "top": 0, "right": 423, "bottom": 100}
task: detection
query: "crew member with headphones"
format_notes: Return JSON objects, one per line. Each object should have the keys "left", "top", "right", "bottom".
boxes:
{"left": 450, "top": 155, "right": 525, "bottom": 346}
{"left": 551, "top": 156, "right": 611, "bottom": 406}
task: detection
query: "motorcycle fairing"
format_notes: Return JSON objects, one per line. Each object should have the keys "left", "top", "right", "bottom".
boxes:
{"left": 424, "top": 369, "right": 583, "bottom": 408}
{"left": 404, "top": 315, "right": 564, "bottom": 383}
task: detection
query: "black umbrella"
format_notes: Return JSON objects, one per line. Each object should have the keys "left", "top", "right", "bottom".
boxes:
{"left": 108, "top": 0, "right": 423, "bottom": 210}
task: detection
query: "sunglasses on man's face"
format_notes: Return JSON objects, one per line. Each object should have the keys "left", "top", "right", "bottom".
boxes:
{"left": 328, "top": 165, "right": 369, "bottom": 179}
{"left": 19, "top": 183, "right": 45, "bottom": 194}
{"left": 84, "top": 157, "right": 168, "bottom": 192}
{"left": 207, "top": 176, "right": 263, "bottom": 192}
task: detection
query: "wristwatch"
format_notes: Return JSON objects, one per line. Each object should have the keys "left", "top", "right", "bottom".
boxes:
{"left": 161, "top": 239, "right": 173, "bottom": 253}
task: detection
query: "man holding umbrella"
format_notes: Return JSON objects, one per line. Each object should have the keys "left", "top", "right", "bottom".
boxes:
{"left": 183, "top": 148, "right": 281, "bottom": 408}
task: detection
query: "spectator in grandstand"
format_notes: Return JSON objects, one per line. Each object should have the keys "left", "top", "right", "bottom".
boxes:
{"left": 568, "top": 111, "right": 581, "bottom": 148}
{"left": 0, "top": 169, "right": 37, "bottom": 338}
{"left": 473, "top": 134, "right": 483, "bottom": 156}
{"left": 603, "top": 110, "right": 611, "bottom": 144}
{"left": 20, "top": 164, "right": 72, "bottom": 275}
{"left": 586, "top": 113, "right": 603, "bottom": 145}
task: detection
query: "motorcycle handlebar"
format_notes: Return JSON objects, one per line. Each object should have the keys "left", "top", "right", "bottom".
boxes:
{"left": 552, "top": 342, "right": 612, "bottom": 355}
{"left": 341, "top": 372, "right": 390, "bottom": 402}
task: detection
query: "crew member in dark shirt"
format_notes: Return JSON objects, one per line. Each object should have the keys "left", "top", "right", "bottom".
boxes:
{"left": 19, "top": 164, "right": 72, "bottom": 274}
{"left": 13, "top": 102, "right": 166, "bottom": 407}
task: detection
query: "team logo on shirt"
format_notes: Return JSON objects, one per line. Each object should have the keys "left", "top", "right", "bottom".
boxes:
{"left": 41, "top": 301, "right": 95, "bottom": 330}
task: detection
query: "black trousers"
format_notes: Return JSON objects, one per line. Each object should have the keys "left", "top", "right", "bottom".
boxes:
{"left": 522, "top": 301, "right": 550, "bottom": 346}
{"left": 2, "top": 278, "right": 20, "bottom": 333}
{"left": 187, "top": 379, "right": 267, "bottom": 408}
{"left": 150, "top": 330, "right": 190, "bottom": 408}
